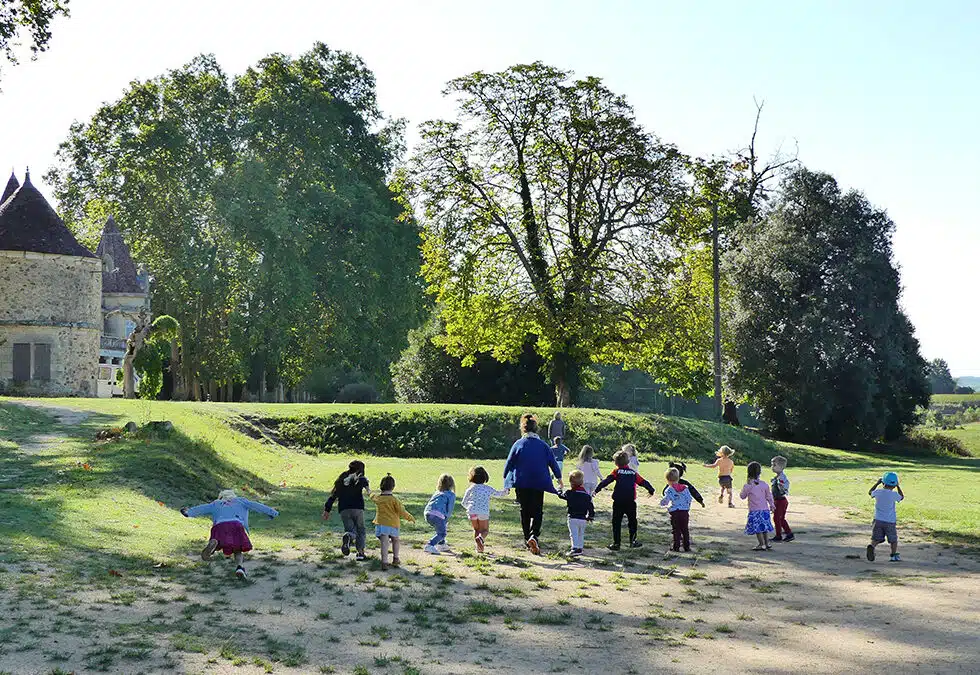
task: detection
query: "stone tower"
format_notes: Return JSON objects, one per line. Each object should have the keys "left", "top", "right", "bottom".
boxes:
{"left": 96, "top": 215, "right": 149, "bottom": 397}
{"left": 0, "top": 171, "right": 101, "bottom": 396}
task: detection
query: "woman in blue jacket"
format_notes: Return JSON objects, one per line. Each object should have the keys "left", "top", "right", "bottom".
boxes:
{"left": 503, "top": 413, "right": 563, "bottom": 554}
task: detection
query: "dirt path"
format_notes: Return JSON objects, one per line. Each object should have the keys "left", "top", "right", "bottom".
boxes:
{"left": 0, "top": 488, "right": 977, "bottom": 675}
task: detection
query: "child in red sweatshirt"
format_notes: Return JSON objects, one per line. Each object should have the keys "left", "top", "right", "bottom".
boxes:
{"left": 594, "top": 449, "right": 656, "bottom": 550}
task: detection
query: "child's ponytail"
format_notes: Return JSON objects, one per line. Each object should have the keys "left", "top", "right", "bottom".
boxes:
{"left": 379, "top": 473, "right": 396, "bottom": 492}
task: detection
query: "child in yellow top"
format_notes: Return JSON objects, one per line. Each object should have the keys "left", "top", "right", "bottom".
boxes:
{"left": 703, "top": 446, "right": 736, "bottom": 508}
{"left": 370, "top": 473, "right": 415, "bottom": 570}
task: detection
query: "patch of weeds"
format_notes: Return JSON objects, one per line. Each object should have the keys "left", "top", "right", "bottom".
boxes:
{"left": 519, "top": 570, "right": 542, "bottom": 582}
{"left": 253, "top": 657, "right": 275, "bottom": 673}
{"left": 374, "top": 599, "right": 391, "bottom": 612}
{"left": 503, "top": 617, "right": 523, "bottom": 631}
{"left": 683, "top": 628, "right": 699, "bottom": 638}
{"left": 170, "top": 633, "right": 207, "bottom": 653}
{"left": 370, "top": 625, "right": 392, "bottom": 640}
{"left": 715, "top": 624, "right": 735, "bottom": 634}
{"left": 467, "top": 600, "right": 505, "bottom": 616}
{"left": 530, "top": 611, "right": 571, "bottom": 625}
{"left": 737, "top": 613, "right": 754, "bottom": 621}
{"left": 316, "top": 611, "right": 331, "bottom": 620}
{"left": 84, "top": 645, "right": 120, "bottom": 671}
{"left": 353, "top": 666, "right": 370, "bottom": 675}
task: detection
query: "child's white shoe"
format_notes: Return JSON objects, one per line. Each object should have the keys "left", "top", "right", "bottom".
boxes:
{"left": 435, "top": 543, "right": 452, "bottom": 553}
{"left": 424, "top": 544, "right": 440, "bottom": 555}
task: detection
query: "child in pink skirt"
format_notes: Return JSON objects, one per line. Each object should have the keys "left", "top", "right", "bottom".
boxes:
{"left": 739, "top": 462, "right": 775, "bottom": 550}
{"left": 182, "top": 489, "right": 279, "bottom": 579}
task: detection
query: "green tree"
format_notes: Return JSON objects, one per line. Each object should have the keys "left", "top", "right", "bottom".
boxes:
{"left": 132, "top": 315, "right": 181, "bottom": 399}
{"left": 0, "top": 0, "right": 69, "bottom": 79}
{"left": 47, "top": 43, "right": 423, "bottom": 400}
{"left": 925, "top": 358, "right": 957, "bottom": 395}
{"left": 391, "top": 308, "right": 551, "bottom": 405}
{"left": 410, "top": 62, "right": 703, "bottom": 405}
{"left": 726, "top": 168, "right": 930, "bottom": 447}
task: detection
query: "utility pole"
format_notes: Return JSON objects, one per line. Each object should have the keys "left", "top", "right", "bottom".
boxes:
{"left": 711, "top": 201, "right": 723, "bottom": 421}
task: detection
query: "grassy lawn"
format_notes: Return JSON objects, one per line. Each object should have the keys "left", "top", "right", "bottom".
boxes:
{"left": 2, "top": 397, "right": 977, "bottom": 563}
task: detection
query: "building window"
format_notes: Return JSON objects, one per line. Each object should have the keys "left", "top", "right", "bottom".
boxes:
{"left": 12, "top": 343, "right": 31, "bottom": 382}
{"left": 33, "top": 344, "right": 51, "bottom": 381}
{"left": 11, "top": 343, "right": 52, "bottom": 382}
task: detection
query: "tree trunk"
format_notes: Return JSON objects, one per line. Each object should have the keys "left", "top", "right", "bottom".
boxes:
{"left": 170, "top": 339, "right": 185, "bottom": 400}
{"left": 711, "top": 201, "right": 723, "bottom": 420}
{"left": 123, "top": 311, "right": 151, "bottom": 399}
{"left": 555, "top": 378, "right": 571, "bottom": 407}
{"left": 260, "top": 370, "right": 267, "bottom": 403}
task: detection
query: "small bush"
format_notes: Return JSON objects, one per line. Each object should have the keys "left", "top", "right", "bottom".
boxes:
{"left": 903, "top": 428, "right": 971, "bottom": 458}
{"left": 335, "top": 383, "right": 379, "bottom": 404}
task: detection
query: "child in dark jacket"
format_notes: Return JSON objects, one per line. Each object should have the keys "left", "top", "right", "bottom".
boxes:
{"left": 558, "top": 469, "right": 595, "bottom": 557}
{"left": 594, "top": 449, "right": 656, "bottom": 550}
{"left": 323, "top": 460, "right": 371, "bottom": 561}
{"left": 661, "top": 461, "right": 705, "bottom": 508}
{"left": 660, "top": 467, "right": 694, "bottom": 552}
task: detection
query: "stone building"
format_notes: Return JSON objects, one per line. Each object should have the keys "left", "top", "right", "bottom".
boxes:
{"left": 95, "top": 216, "right": 149, "bottom": 397}
{"left": 0, "top": 171, "right": 102, "bottom": 396}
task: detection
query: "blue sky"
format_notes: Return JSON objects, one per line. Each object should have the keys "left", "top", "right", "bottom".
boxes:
{"left": 1, "top": 1, "right": 977, "bottom": 374}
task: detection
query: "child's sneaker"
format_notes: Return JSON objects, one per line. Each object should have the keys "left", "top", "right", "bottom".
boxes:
{"left": 527, "top": 537, "right": 540, "bottom": 555}
{"left": 683, "top": 547, "right": 691, "bottom": 553}
{"left": 718, "top": 494, "right": 723, "bottom": 504}
{"left": 235, "top": 566, "right": 247, "bottom": 580}
{"left": 475, "top": 534, "right": 485, "bottom": 553}
{"left": 380, "top": 562, "right": 389, "bottom": 571}
{"left": 201, "top": 538, "right": 219, "bottom": 561}
{"left": 607, "top": 543, "right": 621, "bottom": 551}
{"left": 727, "top": 502, "right": 735, "bottom": 508}
{"left": 391, "top": 558, "right": 401, "bottom": 567}
{"left": 866, "top": 544, "right": 876, "bottom": 562}
{"left": 435, "top": 543, "right": 452, "bottom": 553}
{"left": 783, "top": 534, "right": 795, "bottom": 542}
{"left": 355, "top": 552, "right": 367, "bottom": 561}
{"left": 629, "top": 540, "right": 643, "bottom": 549}
{"left": 890, "top": 553, "right": 901, "bottom": 562}
{"left": 771, "top": 535, "right": 784, "bottom": 542}
{"left": 423, "top": 544, "right": 440, "bottom": 555}
{"left": 341, "top": 532, "right": 352, "bottom": 556}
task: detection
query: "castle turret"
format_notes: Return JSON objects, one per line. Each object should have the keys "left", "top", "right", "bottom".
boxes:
{"left": 0, "top": 171, "right": 101, "bottom": 396}
{"left": 95, "top": 215, "right": 149, "bottom": 397}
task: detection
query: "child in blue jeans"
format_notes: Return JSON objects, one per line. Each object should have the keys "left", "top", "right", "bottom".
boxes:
{"left": 423, "top": 474, "right": 456, "bottom": 555}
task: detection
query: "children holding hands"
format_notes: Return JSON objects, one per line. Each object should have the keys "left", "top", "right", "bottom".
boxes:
{"left": 323, "top": 460, "right": 371, "bottom": 560}
{"left": 770, "top": 456, "right": 794, "bottom": 542}
{"left": 558, "top": 469, "right": 595, "bottom": 557}
{"left": 462, "top": 466, "right": 510, "bottom": 553}
{"left": 867, "top": 472, "right": 904, "bottom": 562}
{"left": 660, "top": 467, "right": 694, "bottom": 551}
{"left": 595, "top": 449, "right": 656, "bottom": 550}
{"left": 423, "top": 474, "right": 456, "bottom": 555}
{"left": 370, "top": 473, "right": 415, "bottom": 570}
{"left": 740, "top": 461, "right": 776, "bottom": 550}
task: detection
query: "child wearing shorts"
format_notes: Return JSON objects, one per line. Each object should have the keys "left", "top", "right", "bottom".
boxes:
{"left": 704, "top": 445, "right": 735, "bottom": 507}
{"left": 866, "top": 472, "right": 904, "bottom": 562}
{"left": 461, "top": 466, "right": 509, "bottom": 553}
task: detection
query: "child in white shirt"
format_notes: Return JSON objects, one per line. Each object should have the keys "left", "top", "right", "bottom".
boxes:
{"left": 461, "top": 466, "right": 509, "bottom": 553}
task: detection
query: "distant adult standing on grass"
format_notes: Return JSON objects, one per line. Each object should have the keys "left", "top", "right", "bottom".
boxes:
{"left": 504, "top": 414, "right": 563, "bottom": 554}
{"left": 548, "top": 412, "right": 567, "bottom": 443}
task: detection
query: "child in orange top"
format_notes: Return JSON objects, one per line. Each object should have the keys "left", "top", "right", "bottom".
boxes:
{"left": 370, "top": 473, "right": 415, "bottom": 570}
{"left": 703, "top": 445, "right": 736, "bottom": 507}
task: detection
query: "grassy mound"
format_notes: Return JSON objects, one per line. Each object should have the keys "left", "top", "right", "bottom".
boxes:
{"left": 257, "top": 404, "right": 781, "bottom": 462}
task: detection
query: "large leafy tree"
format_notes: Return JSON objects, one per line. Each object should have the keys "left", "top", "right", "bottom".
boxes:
{"left": 925, "top": 358, "right": 956, "bottom": 395}
{"left": 727, "top": 168, "right": 930, "bottom": 447}
{"left": 47, "top": 43, "right": 423, "bottom": 400}
{"left": 410, "top": 62, "right": 704, "bottom": 405}
{"left": 0, "top": 0, "right": 69, "bottom": 80}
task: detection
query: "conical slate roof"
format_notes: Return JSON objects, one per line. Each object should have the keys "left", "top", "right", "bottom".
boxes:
{"left": 0, "top": 171, "right": 95, "bottom": 258}
{"left": 96, "top": 216, "right": 144, "bottom": 293}
{"left": 1, "top": 172, "right": 18, "bottom": 203}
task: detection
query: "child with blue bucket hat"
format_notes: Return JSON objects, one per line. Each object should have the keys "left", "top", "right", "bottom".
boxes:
{"left": 866, "top": 471, "right": 904, "bottom": 562}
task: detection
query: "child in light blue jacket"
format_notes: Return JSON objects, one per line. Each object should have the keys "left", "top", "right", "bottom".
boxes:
{"left": 182, "top": 489, "right": 278, "bottom": 580}
{"left": 423, "top": 474, "right": 456, "bottom": 554}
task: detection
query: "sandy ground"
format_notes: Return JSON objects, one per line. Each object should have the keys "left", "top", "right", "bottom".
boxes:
{"left": 0, "top": 495, "right": 977, "bottom": 675}
{"left": 1, "top": 402, "right": 978, "bottom": 674}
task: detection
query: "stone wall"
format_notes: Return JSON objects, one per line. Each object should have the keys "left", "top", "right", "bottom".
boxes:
{"left": 0, "top": 251, "right": 101, "bottom": 396}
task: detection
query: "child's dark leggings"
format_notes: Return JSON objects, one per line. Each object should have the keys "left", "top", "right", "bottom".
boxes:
{"left": 670, "top": 510, "right": 690, "bottom": 550}
{"left": 612, "top": 500, "right": 637, "bottom": 544}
